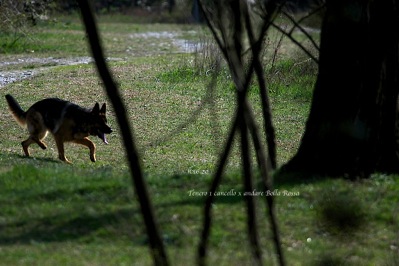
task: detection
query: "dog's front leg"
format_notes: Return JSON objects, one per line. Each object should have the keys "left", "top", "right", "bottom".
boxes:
{"left": 54, "top": 136, "right": 71, "bottom": 163}
{"left": 73, "top": 138, "right": 96, "bottom": 162}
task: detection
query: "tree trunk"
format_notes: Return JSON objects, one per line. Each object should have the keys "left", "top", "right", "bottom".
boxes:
{"left": 283, "top": 0, "right": 399, "bottom": 177}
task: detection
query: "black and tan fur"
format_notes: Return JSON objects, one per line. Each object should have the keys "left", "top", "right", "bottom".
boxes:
{"left": 5, "top": 94, "right": 112, "bottom": 163}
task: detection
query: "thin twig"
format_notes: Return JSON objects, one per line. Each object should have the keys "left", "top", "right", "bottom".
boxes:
{"left": 208, "top": 60, "right": 223, "bottom": 152}
{"left": 270, "top": 24, "right": 287, "bottom": 71}
{"left": 284, "top": 10, "right": 320, "bottom": 52}
{"left": 271, "top": 21, "right": 319, "bottom": 63}
{"left": 198, "top": 0, "right": 228, "bottom": 60}
{"left": 296, "top": 3, "right": 326, "bottom": 25}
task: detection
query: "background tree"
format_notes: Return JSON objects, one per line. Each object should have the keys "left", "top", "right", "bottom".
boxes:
{"left": 283, "top": 0, "right": 399, "bottom": 178}
{"left": 0, "top": 0, "right": 50, "bottom": 36}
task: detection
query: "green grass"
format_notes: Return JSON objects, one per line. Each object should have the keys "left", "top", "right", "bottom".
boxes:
{"left": 0, "top": 15, "right": 398, "bottom": 265}
{"left": 0, "top": 14, "right": 198, "bottom": 56}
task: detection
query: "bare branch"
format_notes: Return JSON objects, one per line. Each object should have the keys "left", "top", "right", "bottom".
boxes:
{"left": 198, "top": 1, "right": 285, "bottom": 265}
{"left": 77, "top": 1, "right": 169, "bottom": 265}
{"left": 198, "top": 111, "right": 239, "bottom": 266}
{"left": 244, "top": 101, "right": 285, "bottom": 266}
{"left": 243, "top": 2, "right": 277, "bottom": 169}
{"left": 239, "top": 108, "right": 263, "bottom": 266}
{"left": 242, "top": 7, "right": 285, "bottom": 262}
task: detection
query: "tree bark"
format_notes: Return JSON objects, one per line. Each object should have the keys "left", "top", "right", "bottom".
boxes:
{"left": 283, "top": 0, "right": 399, "bottom": 177}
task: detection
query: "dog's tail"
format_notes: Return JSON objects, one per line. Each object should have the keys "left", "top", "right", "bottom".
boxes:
{"left": 5, "top": 94, "right": 26, "bottom": 126}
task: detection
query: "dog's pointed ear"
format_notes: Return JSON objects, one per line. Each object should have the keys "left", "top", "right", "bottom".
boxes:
{"left": 92, "top": 102, "right": 100, "bottom": 114}
{"left": 100, "top": 103, "right": 106, "bottom": 114}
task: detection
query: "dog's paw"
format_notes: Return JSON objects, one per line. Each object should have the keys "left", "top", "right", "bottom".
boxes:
{"left": 59, "top": 156, "right": 72, "bottom": 164}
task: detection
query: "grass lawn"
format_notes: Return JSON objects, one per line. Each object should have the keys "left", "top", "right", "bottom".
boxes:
{"left": 0, "top": 14, "right": 398, "bottom": 265}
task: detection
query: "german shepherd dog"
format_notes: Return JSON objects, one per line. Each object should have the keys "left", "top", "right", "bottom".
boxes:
{"left": 5, "top": 94, "right": 112, "bottom": 163}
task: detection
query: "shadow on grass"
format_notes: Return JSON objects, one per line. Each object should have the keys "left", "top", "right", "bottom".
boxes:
{"left": 0, "top": 208, "right": 138, "bottom": 244}
{"left": 16, "top": 154, "right": 61, "bottom": 164}
{"left": 272, "top": 167, "right": 345, "bottom": 188}
{"left": 0, "top": 193, "right": 242, "bottom": 246}
{"left": 0, "top": 153, "right": 60, "bottom": 166}
{"left": 0, "top": 169, "right": 250, "bottom": 246}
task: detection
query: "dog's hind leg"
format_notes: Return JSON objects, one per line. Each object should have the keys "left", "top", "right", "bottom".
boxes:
{"left": 73, "top": 138, "right": 96, "bottom": 162}
{"left": 21, "top": 138, "right": 35, "bottom": 156}
{"left": 21, "top": 134, "right": 47, "bottom": 157}
{"left": 24, "top": 111, "right": 48, "bottom": 155}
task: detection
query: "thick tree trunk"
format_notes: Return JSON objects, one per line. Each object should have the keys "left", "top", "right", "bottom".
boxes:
{"left": 283, "top": 0, "right": 399, "bottom": 177}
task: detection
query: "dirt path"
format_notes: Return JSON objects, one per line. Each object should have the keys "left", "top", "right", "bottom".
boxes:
{"left": 0, "top": 31, "right": 199, "bottom": 88}
{"left": 0, "top": 57, "right": 94, "bottom": 87}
